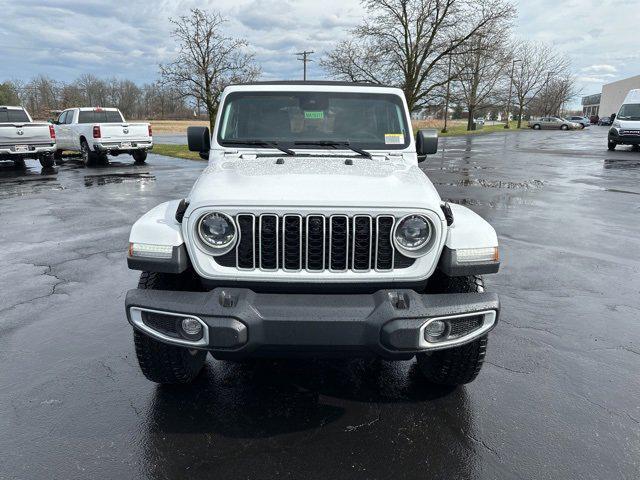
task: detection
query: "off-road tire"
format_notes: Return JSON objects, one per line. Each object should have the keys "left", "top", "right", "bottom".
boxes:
{"left": 132, "top": 150, "right": 147, "bottom": 163}
{"left": 417, "top": 336, "right": 488, "bottom": 386}
{"left": 132, "top": 271, "right": 206, "bottom": 384}
{"left": 418, "top": 274, "right": 488, "bottom": 385}
{"left": 608, "top": 141, "right": 616, "bottom": 151}
{"left": 39, "top": 155, "right": 55, "bottom": 168}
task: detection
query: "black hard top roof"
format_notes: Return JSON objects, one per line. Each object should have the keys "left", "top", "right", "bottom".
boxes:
{"left": 233, "top": 80, "right": 397, "bottom": 88}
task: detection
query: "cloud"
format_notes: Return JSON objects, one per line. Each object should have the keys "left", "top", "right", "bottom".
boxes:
{"left": 581, "top": 64, "right": 618, "bottom": 74}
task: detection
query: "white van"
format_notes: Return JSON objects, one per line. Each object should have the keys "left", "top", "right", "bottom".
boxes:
{"left": 608, "top": 89, "right": 640, "bottom": 150}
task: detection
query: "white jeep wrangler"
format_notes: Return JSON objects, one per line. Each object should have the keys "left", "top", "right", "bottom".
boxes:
{"left": 125, "top": 81, "right": 500, "bottom": 387}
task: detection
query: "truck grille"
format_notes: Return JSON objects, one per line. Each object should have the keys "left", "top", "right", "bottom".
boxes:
{"left": 215, "top": 214, "right": 415, "bottom": 272}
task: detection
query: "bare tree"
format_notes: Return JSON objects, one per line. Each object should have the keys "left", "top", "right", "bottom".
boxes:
{"left": 511, "top": 42, "right": 569, "bottom": 127}
{"left": 530, "top": 75, "right": 578, "bottom": 117}
{"left": 160, "top": 8, "right": 261, "bottom": 131}
{"left": 453, "top": 32, "right": 512, "bottom": 130}
{"left": 0, "top": 82, "right": 21, "bottom": 105}
{"left": 321, "top": 0, "right": 516, "bottom": 112}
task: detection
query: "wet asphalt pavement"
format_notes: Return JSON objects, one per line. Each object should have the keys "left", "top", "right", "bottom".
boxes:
{"left": 1, "top": 126, "right": 639, "bottom": 479}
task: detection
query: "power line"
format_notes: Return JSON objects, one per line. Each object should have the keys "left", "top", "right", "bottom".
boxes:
{"left": 294, "top": 50, "right": 314, "bottom": 81}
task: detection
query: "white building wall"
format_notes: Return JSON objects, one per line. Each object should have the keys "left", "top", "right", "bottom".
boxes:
{"left": 599, "top": 75, "right": 640, "bottom": 118}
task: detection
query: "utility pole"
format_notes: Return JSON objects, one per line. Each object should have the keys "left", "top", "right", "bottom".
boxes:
{"left": 442, "top": 47, "right": 453, "bottom": 134}
{"left": 295, "top": 50, "right": 314, "bottom": 81}
{"left": 504, "top": 58, "right": 520, "bottom": 129}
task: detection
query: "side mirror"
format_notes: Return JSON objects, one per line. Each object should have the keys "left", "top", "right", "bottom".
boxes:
{"left": 416, "top": 129, "right": 438, "bottom": 161}
{"left": 187, "top": 126, "right": 211, "bottom": 160}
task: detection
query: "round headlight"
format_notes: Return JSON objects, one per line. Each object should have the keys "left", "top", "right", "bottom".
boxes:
{"left": 394, "top": 214, "right": 432, "bottom": 250}
{"left": 198, "top": 212, "right": 236, "bottom": 248}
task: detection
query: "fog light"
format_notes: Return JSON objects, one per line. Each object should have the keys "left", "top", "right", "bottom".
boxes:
{"left": 181, "top": 318, "right": 203, "bottom": 338}
{"left": 424, "top": 320, "right": 447, "bottom": 341}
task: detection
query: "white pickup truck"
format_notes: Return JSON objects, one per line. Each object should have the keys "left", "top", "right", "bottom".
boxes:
{"left": 125, "top": 81, "right": 501, "bottom": 388}
{"left": 0, "top": 106, "right": 56, "bottom": 168}
{"left": 53, "top": 107, "right": 152, "bottom": 165}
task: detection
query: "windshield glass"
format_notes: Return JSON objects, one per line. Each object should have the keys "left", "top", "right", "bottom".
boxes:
{"left": 0, "top": 108, "right": 30, "bottom": 123}
{"left": 618, "top": 104, "right": 640, "bottom": 120}
{"left": 217, "top": 91, "right": 410, "bottom": 150}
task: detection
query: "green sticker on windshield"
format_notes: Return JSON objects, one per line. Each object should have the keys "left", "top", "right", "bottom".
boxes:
{"left": 304, "top": 111, "right": 324, "bottom": 120}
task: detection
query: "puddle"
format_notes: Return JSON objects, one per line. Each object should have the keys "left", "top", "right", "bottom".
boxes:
{"left": 603, "top": 159, "right": 640, "bottom": 170}
{"left": 434, "top": 178, "right": 544, "bottom": 189}
{"left": 83, "top": 172, "right": 155, "bottom": 187}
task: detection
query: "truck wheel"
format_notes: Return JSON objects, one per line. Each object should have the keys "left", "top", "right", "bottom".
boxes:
{"left": 132, "top": 150, "right": 147, "bottom": 163}
{"left": 39, "top": 155, "right": 55, "bottom": 168}
{"left": 54, "top": 150, "right": 64, "bottom": 165}
{"left": 417, "top": 274, "right": 488, "bottom": 386}
{"left": 13, "top": 158, "right": 26, "bottom": 169}
{"left": 132, "top": 271, "right": 207, "bottom": 384}
{"left": 608, "top": 141, "right": 616, "bottom": 151}
{"left": 80, "top": 140, "right": 95, "bottom": 166}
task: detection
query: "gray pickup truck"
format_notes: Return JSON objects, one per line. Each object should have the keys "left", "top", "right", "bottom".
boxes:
{"left": 0, "top": 106, "right": 57, "bottom": 168}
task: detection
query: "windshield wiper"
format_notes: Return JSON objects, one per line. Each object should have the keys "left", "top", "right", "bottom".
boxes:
{"left": 223, "top": 140, "right": 295, "bottom": 156}
{"left": 293, "top": 140, "right": 372, "bottom": 159}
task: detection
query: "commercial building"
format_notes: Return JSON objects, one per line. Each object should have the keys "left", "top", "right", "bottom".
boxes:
{"left": 582, "top": 74, "right": 640, "bottom": 118}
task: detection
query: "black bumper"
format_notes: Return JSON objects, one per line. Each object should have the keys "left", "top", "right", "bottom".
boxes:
{"left": 125, "top": 288, "right": 500, "bottom": 359}
{"left": 609, "top": 130, "right": 640, "bottom": 145}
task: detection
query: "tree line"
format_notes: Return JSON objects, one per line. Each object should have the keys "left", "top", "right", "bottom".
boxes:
{"left": 1, "top": 1, "right": 577, "bottom": 129}
{"left": 0, "top": 75, "right": 193, "bottom": 121}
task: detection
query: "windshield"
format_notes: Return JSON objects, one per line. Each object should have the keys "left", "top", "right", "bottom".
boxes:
{"left": 0, "top": 108, "right": 30, "bottom": 123}
{"left": 217, "top": 91, "right": 410, "bottom": 151}
{"left": 618, "top": 103, "right": 640, "bottom": 120}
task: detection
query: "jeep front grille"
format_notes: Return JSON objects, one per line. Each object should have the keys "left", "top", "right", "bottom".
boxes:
{"left": 215, "top": 214, "right": 415, "bottom": 272}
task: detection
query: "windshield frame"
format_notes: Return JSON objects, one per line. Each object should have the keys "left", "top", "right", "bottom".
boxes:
{"left": 215, "top": 90, "right": 412, "bottom": 152}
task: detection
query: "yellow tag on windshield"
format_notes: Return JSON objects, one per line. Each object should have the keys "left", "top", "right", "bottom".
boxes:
{"left": 385, "top": 133, "right": 404, "bottom": 144}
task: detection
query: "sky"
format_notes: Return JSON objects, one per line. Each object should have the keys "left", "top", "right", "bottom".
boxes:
{"left": 1, "top": 0, "right": 638, "bottom": 107}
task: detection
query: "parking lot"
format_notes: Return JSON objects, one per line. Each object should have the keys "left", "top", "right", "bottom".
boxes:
{"left": 1, "top": 126, "right": 638, "bottom": 479}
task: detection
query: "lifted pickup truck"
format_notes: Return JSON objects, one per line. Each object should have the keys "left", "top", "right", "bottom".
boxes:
{"left": 0, "top": 106, "right": 56, "bottom": 168}
{"left": 125, "top": 81, "right": 501, "bottom": 387}
{"left": 53, "top": 107, "right": 152, "bottom": 166}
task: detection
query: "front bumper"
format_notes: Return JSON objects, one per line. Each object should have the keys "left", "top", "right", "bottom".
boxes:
{"left": 609, "top": 129, "right": 640, "bottom": 145}
{"left": 125, "top": 288, "right": 499, "bottom": 359}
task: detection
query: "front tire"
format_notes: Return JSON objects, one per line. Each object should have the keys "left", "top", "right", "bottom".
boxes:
{"left": 608, "top": 140, "right": 616, "bottom": 151}
{"left": 561, "top": 124, "right": 568, "bottom": 130}
{"left": 418, "top": 274, "right": 489, "bottom": 386}
{"left": 532, "top": 124, "right": 541, "bottom": 130}
{"left": 132, "top": 271, "right": 207, "bottom": 384}
{"left": 132, "top": 150, "right": 147, "bottom": 163}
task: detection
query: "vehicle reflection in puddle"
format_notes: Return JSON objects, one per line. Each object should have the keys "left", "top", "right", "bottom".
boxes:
{"left": 433, "top": 178, "right": 544, "bottom": 189}
{"left": 603, "top": 158, "right": 640, "bottom": 170}
{"left": 84, "top": 172, "right": 155, "bottom": 187}
{"left": 0, "top": 162, "right": 63, "bottom": 197}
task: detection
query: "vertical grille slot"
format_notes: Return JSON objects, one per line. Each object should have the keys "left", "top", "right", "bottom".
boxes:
{"left": 236, "top": 214, "right": 255, "bottom": 269}
{"left": 259, "top": 214, "right": 278, "bottom": 270}
{"left": 282, "top": 214, "right": 302, "bottom": 271}
{"left": 375, "top": 216, "right": 395, "bottom": 271}
{"left": 306, "top": 215, "right": 325, "bottom": 271}
{"left": 352, "top": 215, "right": 372, "bottom": 271}
{"left": 330, "top": 215, "right": 349, "bottom": 271}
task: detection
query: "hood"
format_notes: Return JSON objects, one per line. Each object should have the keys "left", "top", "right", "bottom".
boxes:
{"left": 186, "top": 155, "right": 442, "bottom": 211}
{"left": 614, "top": 119, "right": 640, "bottom": 129}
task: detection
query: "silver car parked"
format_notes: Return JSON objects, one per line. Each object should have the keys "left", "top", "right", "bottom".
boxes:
{"left": 528, "top": 117, "right": 580, "bottom": 130}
